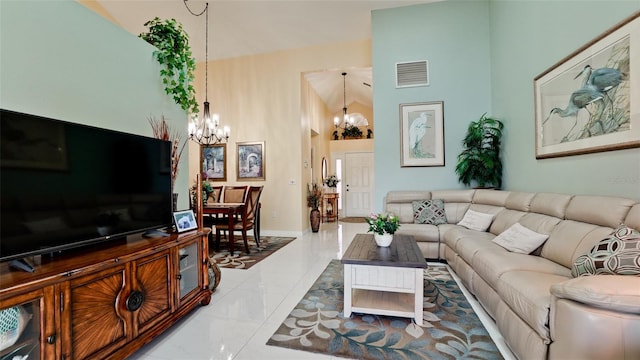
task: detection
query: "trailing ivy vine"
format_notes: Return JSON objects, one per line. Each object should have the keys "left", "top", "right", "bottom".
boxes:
{"left": 139, "top": 17, "right": 198, "bottom": 115}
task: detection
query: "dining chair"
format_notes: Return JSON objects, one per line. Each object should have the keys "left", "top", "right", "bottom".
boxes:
{"left": 211, "top": 185, "right": 248, "bottom": 243}
{"left": 215, "top": 186, "right": 263, "bottom": 253}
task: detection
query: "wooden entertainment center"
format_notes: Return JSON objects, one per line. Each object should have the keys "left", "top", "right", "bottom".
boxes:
{"left": 0, "top": 229, "right": 211, "bottom": 360}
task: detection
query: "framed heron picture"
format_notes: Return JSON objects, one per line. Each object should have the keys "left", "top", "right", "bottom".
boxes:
{"left": 534, "top": 12, "right": 639, "bottom": 159}
{"left": 201, "top": 144, "right": 226, "bottom": 181}
{"left": 237, "top": 141, "right": 265, "bottom": 181}
{"left": 399, "top": 101, "right": 445, "bottom": 167}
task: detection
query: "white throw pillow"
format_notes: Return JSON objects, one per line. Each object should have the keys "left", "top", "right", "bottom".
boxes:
{"left": 457, "top": 209, "right": 494, "bottom": 232}
{"left": 492, "top": 223, "right": 549, "bottom": 254}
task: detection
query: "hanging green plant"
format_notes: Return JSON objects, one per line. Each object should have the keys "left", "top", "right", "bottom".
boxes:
{"left": 139, "top": 17, "right": 198, "bottom": 115}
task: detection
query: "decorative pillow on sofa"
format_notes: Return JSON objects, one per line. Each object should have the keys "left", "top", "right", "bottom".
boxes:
{"left": 571, "top": 224, "right": 640, "bottom": 277}
{"left": 492, "top": 223, "right": 549, "bottom": 254}
{"left": 412, "top": 199, "right": 447, "bottom": 225}
{"left": 457, "top": 209, "right": 494, "bottom": 232}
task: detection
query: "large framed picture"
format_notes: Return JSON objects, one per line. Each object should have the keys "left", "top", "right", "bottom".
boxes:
{"left": 201, "top": 144, "right": 226, "bottom": 181}
{"left": 534, "top": 12, "right": 639, "bottom": 159}
{"left": 399, "top": 101, "right": 445, "bottom": 167}
{"left": 173, "top": 209, "right": 197, "bottom": 233}
{"left": 237, "top": 141, "right": 265, "bottom": 181}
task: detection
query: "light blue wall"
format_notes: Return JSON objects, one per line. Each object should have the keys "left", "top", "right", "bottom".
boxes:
{"left": 0, "top": 1, "right": 190, "bottom": 207}
{"left": 372, "top": 0, "right": 640, "bottom": 208}
{"left": 489, "top": 1, "right": 640, "bottom": 198}
{"left": 372, "top": 0, "right": 493, "bottom": 209}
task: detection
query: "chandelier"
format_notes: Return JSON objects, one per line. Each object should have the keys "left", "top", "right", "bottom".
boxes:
{"left": 333, "top": 72, "right": 370, "bottom": 140}
{"left": 184, "top": 0, "right": 229, "bottom": 145}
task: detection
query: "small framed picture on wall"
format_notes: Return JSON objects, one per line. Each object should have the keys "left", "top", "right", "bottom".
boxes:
{"left": 237, "top": 141, "right": 265, "bottom": 181}
{"left": 201, "top": 144, "right": 226, "bottom": 181}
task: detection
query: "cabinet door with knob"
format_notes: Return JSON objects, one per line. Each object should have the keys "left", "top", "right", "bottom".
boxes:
{"left": 0, "top": 287, "right": 56, "bottom": 360}
{"left": 61, "top": 250, "right": 172, "bottom": 360}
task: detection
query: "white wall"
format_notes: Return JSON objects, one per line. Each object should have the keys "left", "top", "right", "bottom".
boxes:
{"left": 0, "top": 1, "right": 189, "bottom": 207}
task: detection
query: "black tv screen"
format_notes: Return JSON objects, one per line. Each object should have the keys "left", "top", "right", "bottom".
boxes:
{"left": 0, "top": 109, "right": 173, "bottom": 262}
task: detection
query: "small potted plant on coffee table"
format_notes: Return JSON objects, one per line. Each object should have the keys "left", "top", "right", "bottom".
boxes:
{"left": 366, "top": 213, "right": 400, "bottom": 247}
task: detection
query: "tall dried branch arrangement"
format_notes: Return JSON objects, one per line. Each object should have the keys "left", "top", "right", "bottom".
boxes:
{"left": 149, "top": 115, "right": 186, "bottom": 190}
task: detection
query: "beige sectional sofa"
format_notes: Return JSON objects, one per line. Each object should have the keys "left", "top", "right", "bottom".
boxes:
{"left": 384, "top": 189, "right": 640, "bottom": 360}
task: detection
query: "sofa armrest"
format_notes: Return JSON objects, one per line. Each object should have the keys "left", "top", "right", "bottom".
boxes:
{"left": 550, "top": 275, "right": 640, "bottom": 313}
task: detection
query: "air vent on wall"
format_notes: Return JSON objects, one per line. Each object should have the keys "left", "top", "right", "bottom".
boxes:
{"left": 396, "top": 60, "right": 429, "bottom": 88}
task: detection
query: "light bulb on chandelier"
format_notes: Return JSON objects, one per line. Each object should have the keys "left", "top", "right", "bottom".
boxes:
{"left": 184, "top": 0, "right": 230, "bottom": 146}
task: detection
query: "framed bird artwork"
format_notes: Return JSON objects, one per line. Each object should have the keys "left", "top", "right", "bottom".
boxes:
{"left": 399, "top": 101, "right": 445, "bottom": 167}
{"left": 534, "top": 11, "right": 639, "bottom": 159}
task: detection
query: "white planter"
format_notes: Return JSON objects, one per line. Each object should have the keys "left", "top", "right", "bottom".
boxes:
{"left": 374, "top": 233, "right": 393, "bottom": 247}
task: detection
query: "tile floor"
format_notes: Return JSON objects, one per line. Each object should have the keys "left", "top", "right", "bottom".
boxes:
{"left": 129, "top": 221, "right": 516, "bottom": 360}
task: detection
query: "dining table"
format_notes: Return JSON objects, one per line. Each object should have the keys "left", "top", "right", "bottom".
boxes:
{"left": 203, "top": 202, "right": 246, "bottom": 256}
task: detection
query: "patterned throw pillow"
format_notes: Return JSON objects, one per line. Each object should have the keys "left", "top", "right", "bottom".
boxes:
{"left": 413, "top": 199, "right": 447, "bottom": 225}
{"left": 571, "top": 224, "right": 640, "bottom": 277}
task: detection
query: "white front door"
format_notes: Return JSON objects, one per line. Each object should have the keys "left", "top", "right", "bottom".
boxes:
{"left": 344, "top": 152, "right": 374, "bottom": 217}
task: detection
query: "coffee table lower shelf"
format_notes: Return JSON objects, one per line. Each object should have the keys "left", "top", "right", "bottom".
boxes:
{"left": 350, "top": 289, "right": 419, "bottom": 319}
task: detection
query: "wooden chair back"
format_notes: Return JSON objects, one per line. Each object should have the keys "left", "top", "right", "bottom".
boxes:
{"left": 245, "top": 186, "right": 263, "bottom": 223}
{"left": 223, "top": 186, "right": 248, "bottom": 203}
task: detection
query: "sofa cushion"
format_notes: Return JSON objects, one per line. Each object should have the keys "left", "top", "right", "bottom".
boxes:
{"left": 472, "top": 248, "right": 571, "bottom": 290}
{"left": 498, "top": 270, "right": 570, "bottom": 341}
{"left": 541, "top": 221, "right": 614, "bottom": 269}
{"left": 395, "top": 223, "right": 440, "bottom": 243}
{"left": 412, "top": 199, "right": 447, "bottom": 225}
{"left": 571, "top": 224, "right": 640, "bottom": 277}
{"left": 457, "top": 209, "right": 494, "bottom": 231}
{"left": 493, "top": 223, "right": 549, "bottom": 254}
{"left": 565, "top": 195, "right": 637, "bottom": 228}
{"left": 443, "top": 226, "right": 499, "bottom": 259}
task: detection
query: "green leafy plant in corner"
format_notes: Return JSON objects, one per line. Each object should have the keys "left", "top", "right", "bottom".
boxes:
{"left": 139, "top": 17, "right": 198, "bottom": 115}
{"left": 455, "top": 113, "right": 504, "bottom": 189}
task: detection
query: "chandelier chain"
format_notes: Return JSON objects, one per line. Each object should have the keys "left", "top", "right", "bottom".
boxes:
{"left": 184, "top": 1, "right": 228, "bottom": 145}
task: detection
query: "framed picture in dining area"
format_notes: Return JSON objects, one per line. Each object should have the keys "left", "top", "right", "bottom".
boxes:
{"left": 534, "top": 12, "right": 639, "bottom": 159}
{"left": 237, "top": 141, "right": 265, "bottom": 181}
{"left": 201, "top": 144, "right": 226, "bottom": 181}
{"left": 399, "top": 101, "right": 445, "bottom": 167}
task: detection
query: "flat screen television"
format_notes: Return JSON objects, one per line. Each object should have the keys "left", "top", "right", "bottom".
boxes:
{"left": 0, "top": 109, "right": 173, "bottom": 264}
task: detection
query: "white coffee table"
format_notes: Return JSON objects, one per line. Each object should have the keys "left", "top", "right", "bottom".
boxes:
{"left": 341, "top": 233, "right": 427, "bottom": 325}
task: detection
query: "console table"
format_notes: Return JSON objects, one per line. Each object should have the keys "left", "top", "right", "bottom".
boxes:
{"left": 341, "top": 234, "right": 427, "bottom": 325}
{"left": 0, "top": 229, "right": 211, "bottom": 360}
{"left": 321, "top": 193, "right": 339, "bottom": 222}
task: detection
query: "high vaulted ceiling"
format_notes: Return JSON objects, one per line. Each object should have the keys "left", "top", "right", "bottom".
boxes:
{"left": 91, "top": 0, "right": 434, "bottom": 113}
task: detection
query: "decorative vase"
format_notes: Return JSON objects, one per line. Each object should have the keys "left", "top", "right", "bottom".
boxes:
{"left": 172, "top": 193, "right": 179, "bottom": 211}
{"left": 310, "top": 208, "right": 321, "bottom": 233}
{"left": 374, "top": 233, "right": 393, "bottom": 247}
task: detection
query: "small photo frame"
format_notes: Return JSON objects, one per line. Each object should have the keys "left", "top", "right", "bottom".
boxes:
{"left": 237, "top": 141, "right": 265, "bottom": 181}
{"left": 201, "top": 144, "right": 226, "bottom": 181}
{"left": 173, "top": 209, "right": 198, "bottom": 233}
{"left": 399, "top": 101, "right": 445, "bottom": 167}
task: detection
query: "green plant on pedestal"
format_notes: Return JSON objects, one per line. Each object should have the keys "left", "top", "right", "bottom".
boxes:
{"left": 455, "top": 113, "right": 504, "bottom": 189}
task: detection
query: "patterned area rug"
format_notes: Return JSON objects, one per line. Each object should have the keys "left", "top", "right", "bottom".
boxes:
{"left": 267, "top": 260, "right": 503, "bottom": 359}
{"left": 210, "top": 236, "right": 295, "bottom": 269}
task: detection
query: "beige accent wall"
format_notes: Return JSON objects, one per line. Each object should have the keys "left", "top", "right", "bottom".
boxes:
{"left": 188, "top": 40, "right": 371, "bottom": 235}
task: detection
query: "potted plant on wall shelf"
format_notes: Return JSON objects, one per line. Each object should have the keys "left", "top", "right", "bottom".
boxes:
{"left": 342, "top": 125, "right": 363, "bottom": 139}
{"left": 139, "top": 18, "right": 198, "bottom": 115}
{"left": 455, "top": 113, "right": 504, "bottom": 189}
